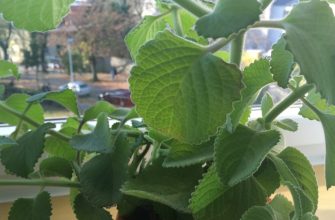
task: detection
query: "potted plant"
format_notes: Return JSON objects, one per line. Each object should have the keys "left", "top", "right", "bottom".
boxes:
{"left": 1, "top": 0, "right": 335, "bottom": 219}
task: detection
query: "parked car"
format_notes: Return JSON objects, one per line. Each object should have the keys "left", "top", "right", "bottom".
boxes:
{"left": 99, "top": 89, "right": 133, "bottom": 107}
{"left": 58, "top": 81, "right": 92, "bottom": 96}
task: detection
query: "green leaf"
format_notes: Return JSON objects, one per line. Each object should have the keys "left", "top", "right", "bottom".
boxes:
{"left": 110, "top": 108, "right": 138, "bottom": 122}
{"left": 269, "top": 148, "right": 318, "bottom": 215}
{"left": 302, "top": 213, "right": 319, "bottom": 220}
{"left": 0, "top": 60, "right": 19, "bottom": 78}
{"left": 190, "top": 166, "right": 267, "bottom": 220}
{"left": 254, "top": 159, "right": 280, "bottom": 197}
{"left": 274, "top": 119, "right": 298, "bottom": 132}
{"left": 27, "top": 89, "right": 79, "bottom": 116}
{"left": 130, "top": 30, "right": 243, "bottom": 144}
{"left": 261, "top": 93, "right": 274, "bottom": 117}
{"left": 73, "top": 194, "right": 112, "bottom": 220}
{"left": 0, "top": 0, "right": 74, "bottom": 31}
{"left": 299, "top": 89, "right": 335, "bottom": 121}
{"left": 1, "top": 123, "right": 54, "bottom": 178}
{"left": 44, "top": 127, "right": 77, "bottom": 161}
{"left": 270, "top": 37, "right": 295, "bottom": 88}
{"left": 215, "top": 125, "right": 280, "bottom": 186}
{"left": 0, "top": 94, "right": 44, "bottom": 128}
{"left": 0, "top": 136, "right": 17, "bottom": 151}
{"left": 195, "top": 0, "right": 261, "bottom": 38}
{"left": 39, "top": 157, "right": 73, "bottom": 179}
{"left": 122, "top": 158, "right": 202, "bottom": 213}
{"left": 278, "top": 148, "right": 318, "bottom": 208}
{"left": 82, "top": 101, "right": 116, "bottom": 124}
{"left": 269, "top": 195, "right": 294, "bottom": 220}
{"left": 126, "top": 14, "right": 168, "bottom": 59}
{"left": 0, "top": 84, "right": 4, "bottom": 99}
{"left": 163, "top": 138, "right": 214, "bottom": 168}
{"left": 70, "top": 113, "right": 112, "bottom": 153}
{"left": 226, "top": 59, "right": 273, "bottom": 132}
{"left": 281, "top": 0, "right": 335, "bottom": 104}
{"left": 8, "top": 191, "right": 52, "bottom": 220}
{"left": 80, "top": 134, "right": 130, "bottom": 207}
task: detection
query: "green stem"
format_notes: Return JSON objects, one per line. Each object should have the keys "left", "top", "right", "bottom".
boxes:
{"left": 205, "top": 35, "right": 234, "bottom": 53}
{"left": 0, "top": 101, "right": 71, "bottom": 142}
{"left": 12, "top": 103, "right": 33, "bottom": 139}
{"left": 0, "top": 179, "right": 80, "bottom": 188}
{"left": 252, "top": 20, "right": 284, "bottom": 29}
{"left": 264, "top": 84, "right": 314, "bottom": 128}
{"left": 301, "top": 97, "right": 322, "bottom": 116}
{"left": 172, "top": 7, "right": 183, "bottom": 36}
{"left": 230, "top": 32, "right": 245, "bottom": 66}
{"left": 173, "top": 0, "right": 210, "bottom": 17}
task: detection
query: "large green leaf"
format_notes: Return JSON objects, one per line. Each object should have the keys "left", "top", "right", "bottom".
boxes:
{"left": 226, "top": 59, "right": 273, "bottom": 132}
{"left": 190, "top": 166, "right": 267, "bottom": 220}
{"left": 1, "top": 123, "right": 54, "bottom": 178}
{"left": 8, "top": 191, "right": 52, "bottom": 220}
{"left": 126, "top": 15, "right": 168, "bottom": 59}
{"left": 195, "top": 0, "right": 261, "bottom": 38}
{"left": 44, "top": 127, "right": 77, "bottom": 161}
{"left": 241, "top": 195, "right": 293, "bottom": 220}
{"left": 0, "top": 60, "right": 19, "bottom": 78}
{"left": 130, "top": 30, "right": 243, "bottom": 144}
{"left": 79, "top": 134, "right": 130, "bottom": 207}
{"left": 163, "top": 138, "right": 214, "bottom": 168}
{"left": 0, "top": 136, "right": 16, "bottom": 151}
{"left": 122, "top": 158, "right": 202, "bottom": 213}
{"left": 281, "top": 0, "right": 335, "bottom": 104}
{"left": 39, "top": 157, "right": 73, "bottom": 179}
{"left": 82, "top": 101, "right": 116, "bottom": 125}
{"left": 269, "top": 148, "right": 318, "bottom": 216}
{"left": 28, "top": 89, "right": 79, "bottom": 116}
{"left": 0, "top": 0, "right": 74, "bottom": 31}
{"left": 299, "top": 92, "right": 335, "bottom": 188}
{"left": 270, "top": 37, "right": 295, "bottom": 88}
{"left": 70, "top": 113, "right": 112, "bottom": 153}
{"left": 73, "top": 194, "right": 112, "bottom": 220}
{"left": 254, "top": 159, "right": 280, "bottom": 197}
{"left": 215, "top": 125, "right": 280, "bottom": 186}
{"left": 0, "top": 94, "right": 44, "bottom": 128}
{"left": 299, "top": 89, "right": 335, "bottom": 121}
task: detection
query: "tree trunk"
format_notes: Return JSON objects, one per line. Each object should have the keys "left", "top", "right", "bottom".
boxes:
{"left": 90, "top": 55, "right": 99, "bottom": 82}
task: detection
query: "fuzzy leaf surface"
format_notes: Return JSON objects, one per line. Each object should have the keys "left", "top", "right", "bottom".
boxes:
{"left": 28, "top": 89, "right": 79, "bottom": 116}
{"left": 71, "top": 113, "right": 112, "bottom": 153}
{"left": 195, "top": 0, "right": 261, "bottom": 38}
{"left": 281, "top": 0, "right": 335, "bottom": 104}
{"left": 82, "top": 101, "right": 116, "bottom": 124}
{"left": 226, "top": 59, "right": 273, "bottom": 132}
{"left": 73, "top": 194, "right": 112, "bottom": 220}
{"left": 122, "top": 159, "right": 202, "bottom": 213}
{"left": 261, "top": 93, "right": 274, "bottom": 117}
{"left": 79, "top": 134, "right": 130, "bottom": 207}
{"left": 190, "top": 166, "right": 267, "bottom": 220}
{"left": 270, "top": 37, "right": 294, "bottom": 88}
{"left": 0, "top": 94, "right": 44, "bottom": 128}
{"left": 215, "top": 125, "right": 280, "bottom": 186}
{"left": 1, "top": 123, "right": 54, "bottom": 178}
{"left": 0, "top": 0, "right": 74, "bottom": 31}
{"left": 39, "top": 157, "right": 73, "bottom": 179}
{"left": 8, "top": 191, "right": 52, "bottom": 220}
{"left": 130, "top": 30, "right": 243, "bottom": 144}
{"left": 163, "top": 138, "right": 214, "bottom": 168}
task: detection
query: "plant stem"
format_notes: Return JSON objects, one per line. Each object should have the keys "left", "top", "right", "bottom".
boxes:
{"left": 300, "top": 97, "right": 322, "bottom": 116}
{"left": 172, "top": 7, "right": 183, "bottom": 36}
{"left": 205, "top": 35, "right": 234, "bottom": 53}
{"left": 12, "top": 103, "right": 33, "bottom": 139}
{"left": 0, "top": 101, "right": 71, "bottom": 142}
{"left": 230, "top": 32, "right": 245, "bottom": 66}
{"left": 173, "top": 0, "right": 210, "bottom": 17}
{"left": 264, "top": 84, "right": 314, "bottom": 128}
{"left": 252, "top": 20, "right": 284, "bottom": 29}
{"left": 0, "top": 179, "right": 80, "bottom": 188}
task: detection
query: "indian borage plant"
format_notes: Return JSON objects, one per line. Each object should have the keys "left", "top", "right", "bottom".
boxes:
{"left": 0, "top": 0, "right": 335, "bottom": 219}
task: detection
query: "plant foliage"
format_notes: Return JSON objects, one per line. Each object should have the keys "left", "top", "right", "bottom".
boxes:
{"left": 0, "top": 0, "right": 334, "bottom": 219}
